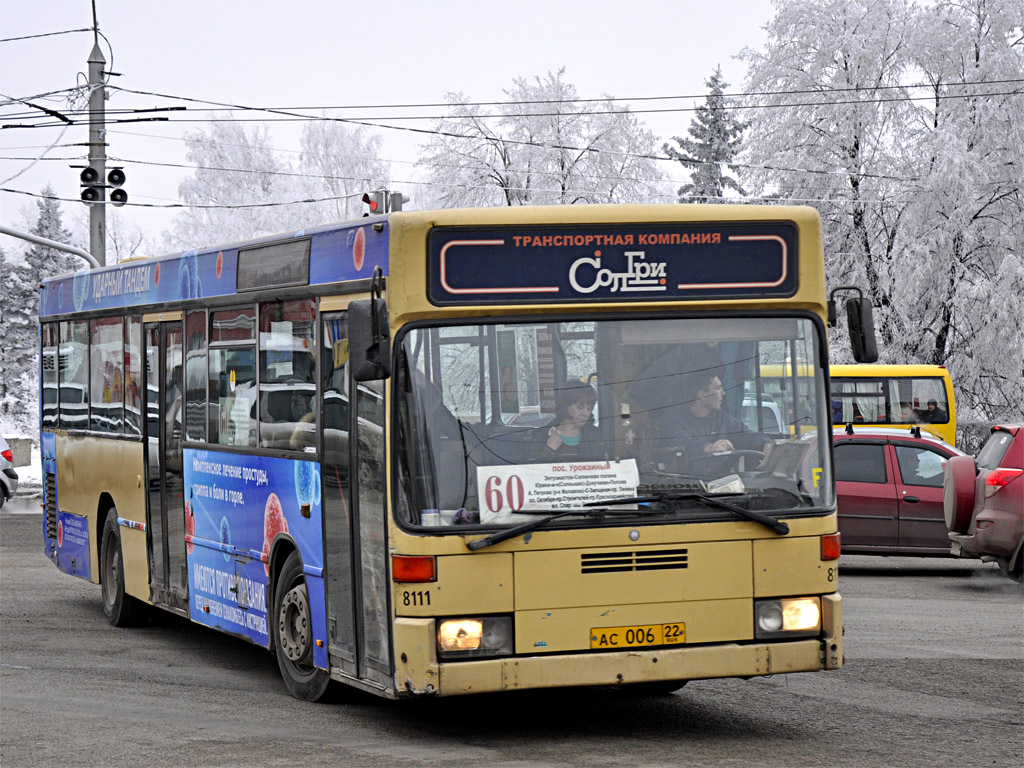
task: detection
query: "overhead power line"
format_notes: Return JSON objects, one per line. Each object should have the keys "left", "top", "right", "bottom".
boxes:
{"left": 0, "top": 184, "right": 935, "bottom": 211}
{"left": 5, "top": 82, "right": 1021, "bottom": 131}
{"left": 111, "top": 79, "right": 1024, "bottom": 112}
{"left": 0, "top": 28, "right": 93, "bottom": 43}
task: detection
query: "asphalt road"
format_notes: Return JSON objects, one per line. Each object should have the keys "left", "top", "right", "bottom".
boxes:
{"left": 2, "top": 495, "right": 1021, "bottom": 768}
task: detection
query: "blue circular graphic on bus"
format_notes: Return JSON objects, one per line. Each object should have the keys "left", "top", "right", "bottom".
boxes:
{"left": 295, "top": 461, "right": 318, "bottom": 506}
{"left": 220, "top": 516, "right": 232, "bottom": 562}
{"left": 178, "top": 250, "right": 202, "bottom": 299}
{"left": 72, "top": 271, "right": 90, "bottom": 311}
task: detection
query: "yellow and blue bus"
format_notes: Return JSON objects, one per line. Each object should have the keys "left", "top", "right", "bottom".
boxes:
{"left": 39, "top": 204, "right": 864, "bottom": 700}
{"left": 829, "top": 364, "right": 956, "bottom": 445}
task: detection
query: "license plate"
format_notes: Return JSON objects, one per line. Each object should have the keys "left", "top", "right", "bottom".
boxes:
{"left": 590, "top": 622, "right": 685, "bottom": 649}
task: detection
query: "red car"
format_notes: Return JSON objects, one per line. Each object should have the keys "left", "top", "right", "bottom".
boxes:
{"left": 945, "top": 424, "right": 1024, "bottom": 581}
{"left": 834, "top": 426, "right": 965, "bottom": 555}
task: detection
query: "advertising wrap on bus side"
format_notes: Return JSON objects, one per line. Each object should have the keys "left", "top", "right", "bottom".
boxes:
{"left": 183, "top": 450, "right": 326, "bottom": 662}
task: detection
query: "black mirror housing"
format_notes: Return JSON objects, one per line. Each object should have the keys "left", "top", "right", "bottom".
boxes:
{"left": 349, "top": 298, "right": 391, "bottom": 381}
{"left": 846, "top": 297, "right": 879, "bottom": 363}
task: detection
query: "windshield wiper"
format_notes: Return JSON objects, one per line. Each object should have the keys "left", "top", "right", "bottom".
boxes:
{"left": 466, "top": 509, "right": 609, "bottom": 551}
{"left": 584, "top": 492, "right": 790, "bottom": 535}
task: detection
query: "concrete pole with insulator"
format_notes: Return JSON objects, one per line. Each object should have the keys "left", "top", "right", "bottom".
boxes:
{"left": 87, "top": 40, "right": 106, "bottom": 266}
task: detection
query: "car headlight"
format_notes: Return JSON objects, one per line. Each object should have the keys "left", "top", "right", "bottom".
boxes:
{"left": 754, "top": 597, "right": 821, "bottom": 639}
{"left": 437, "top": 616, "right": 513, "bottom": 659}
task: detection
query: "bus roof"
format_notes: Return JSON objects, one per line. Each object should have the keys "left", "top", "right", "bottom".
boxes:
{"left": 831, "top": 364, "right": 950, "bottom": 377}
{"left": 38, "top": 203, "right": 825, "bottom": 319}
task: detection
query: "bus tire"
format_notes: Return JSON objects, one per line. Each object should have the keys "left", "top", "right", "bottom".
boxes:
{"left": 273, "top": 550, "right": 331, "bottom": 701}
{"left": 100, "top": 510, "right": 144, "bottom": 627}
{"left": 943, "top": 455, "right": 976, "bottom": 534}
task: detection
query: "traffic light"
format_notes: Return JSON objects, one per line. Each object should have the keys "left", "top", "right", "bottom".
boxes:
{"left": 389, "top": 191, "right": 410, "bottom": 212}
{"left": 80, "top": 166, "right": 102, "bottom": 203}
{"left": 362, "top": 191, "right": 384, "bottom": 217}
{"left": 79, "top": 166, "right": 127, "bottom": 206}
{"left": 107, "top": 168, "right": 127, "bottom": 207}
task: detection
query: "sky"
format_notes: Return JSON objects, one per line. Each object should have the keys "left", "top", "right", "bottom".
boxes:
{"left": 1, "top": 0, "right": 773, "bottom": 258}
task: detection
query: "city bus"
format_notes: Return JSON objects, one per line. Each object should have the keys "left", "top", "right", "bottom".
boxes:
{"left": 39, "top": 204, "right": 873, "bottom": 701}
{"left": 830, "top": 364, "right": 956, "bottom": 445}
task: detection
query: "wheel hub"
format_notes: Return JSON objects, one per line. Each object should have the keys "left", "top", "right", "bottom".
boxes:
{"left": 278, "top": 584, "right": 311, "bottom": 663}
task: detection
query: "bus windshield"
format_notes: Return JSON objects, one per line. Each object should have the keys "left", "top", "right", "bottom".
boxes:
{"left": 395, "top": 315, "right": 832, "bottom": 529}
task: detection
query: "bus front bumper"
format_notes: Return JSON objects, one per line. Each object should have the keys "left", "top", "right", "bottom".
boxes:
{"left": 393, "top": 594, "right": 842, "bottom": 697}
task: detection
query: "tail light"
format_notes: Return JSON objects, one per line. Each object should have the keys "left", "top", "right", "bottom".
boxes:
{"left": 984, "top": 467, "right": 1023, "bottom": 497}
{"left": 1, "top": 448, "right": 12, "bottom": 463}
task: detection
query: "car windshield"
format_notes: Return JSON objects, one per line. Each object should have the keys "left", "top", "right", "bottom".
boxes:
{"left": 394, "top": 316, "right": 833, "bottom": 531}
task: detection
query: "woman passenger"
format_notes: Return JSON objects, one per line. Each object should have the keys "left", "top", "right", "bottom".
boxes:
{"left": 531, "top": 380, "right": 605, "bottom": 461}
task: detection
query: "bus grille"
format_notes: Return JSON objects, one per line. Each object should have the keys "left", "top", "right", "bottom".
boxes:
{"left": 45, "top": 472, "right": 57, "bottom": 539}
{"left": 581, "top": 549, "right": 688, "bottom": 574}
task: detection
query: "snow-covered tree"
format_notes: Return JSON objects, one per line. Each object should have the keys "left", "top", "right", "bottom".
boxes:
{"left": 168, "top": 120, "right": 292, "bottom": 249}
{"left": 26, "top": 184, "right": 79, "bottom": 276}
{"left": 741, "top": 0, "right": 917, "bottom": 350}
{"left": 106, "top": 208, "right": 153, "bottom": 262}
{"left": 0, "top": 186, "right": 80, "bottom": 436}
{"left": 298, "top": 119, "right": 391, "bottom": 223}
{"left": 892, "top": 0, "right": 1024, "bottom": 421}
{"left": 167, "top": 117, "right": 391, "bottom": 249}
{"left": 739, "top": 0, "right": 1024, "bottom": 424}
{"left": 664, "top": 67, "right": 747, "bottom": 203}
{"left": 418, "top": 69, "right": 666, "bottom": 208}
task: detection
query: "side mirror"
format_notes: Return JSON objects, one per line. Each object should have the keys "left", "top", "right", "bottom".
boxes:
{"left": 349, "top": 298, "right": 391, "bottom": 381}
{"left": 346, "top": 266, "right": 389, "bottom": 385}
{"left": 350, "top": 266, "right": 391, "bottom": 381}
{"left": 846, "top": 297, "right": 879, "bottom": 363}
{"left": 829, "top": 285, "right": 879, "bottom": 363}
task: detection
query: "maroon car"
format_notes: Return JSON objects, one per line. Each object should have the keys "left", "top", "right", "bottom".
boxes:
{"left": 834, "top": 426, "right": 964, "bottom": 555}
{"left": 945, "top": 424, "right": 1024, "bottom": 581}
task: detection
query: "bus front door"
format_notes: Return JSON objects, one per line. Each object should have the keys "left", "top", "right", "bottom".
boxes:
{"left": 320, "top": 312, "right": 392, "bottom": 691}
{"left": 145, "top": 322, "right": 189, "bottom": 613}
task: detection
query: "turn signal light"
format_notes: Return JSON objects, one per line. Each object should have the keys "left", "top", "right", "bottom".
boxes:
{"left": 392, "top": 555, "right": 436, "bottom": 582}
{"left": 821, "top": 532, "right": 841, "bottom": 561}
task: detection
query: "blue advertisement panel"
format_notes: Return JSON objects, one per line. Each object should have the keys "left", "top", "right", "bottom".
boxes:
{"left": 56, "top": 510, "right": 91, "bottom": 580}
{"left": 308, "top": 221, "right": 389, "bottom": 288}
{"left": 427, "top": 222, "right": 798, "bottom": 305}
{"left": 38, "top": 221, "right": 389, "bottom": 318}
{"left": 183, "top": 449, "right": 326, "bottom": 665}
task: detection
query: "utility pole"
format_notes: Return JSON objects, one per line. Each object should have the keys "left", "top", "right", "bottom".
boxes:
{"left": 87, "top": 36, "right": 106, "bottom": 266}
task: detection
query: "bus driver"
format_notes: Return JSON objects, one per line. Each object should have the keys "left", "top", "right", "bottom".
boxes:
{"left": 659, "top": 368, "right": 773, "bottom": 465}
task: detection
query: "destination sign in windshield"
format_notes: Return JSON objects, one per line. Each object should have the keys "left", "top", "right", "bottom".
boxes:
{"left": 427, "top": 222, "right": 797, "bottom": 305}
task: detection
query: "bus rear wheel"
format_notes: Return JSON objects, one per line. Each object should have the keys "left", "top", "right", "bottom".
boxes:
{"left": 273, "top": 550, "right": 331, "bottom": 701}
{"left": 100, "top": 510, "right": 143, "bottom": 627}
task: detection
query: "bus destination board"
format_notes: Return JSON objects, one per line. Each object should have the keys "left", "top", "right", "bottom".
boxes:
{"left": 427, "top": 222, "right": 798, "bottom": 305}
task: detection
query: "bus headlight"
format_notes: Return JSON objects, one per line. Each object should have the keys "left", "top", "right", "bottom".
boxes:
{"left": 754, "top": 597, "right": 821, "bottom": 639}
{"left": 437, "top": 616, "right": 513, "bottom": 659}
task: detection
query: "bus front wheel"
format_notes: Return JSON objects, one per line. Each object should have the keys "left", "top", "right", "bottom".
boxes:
{"left": 273, "top": 550, "right": 331, "bottom": 701}
{"left": 100, "top": 510, "right": 143, "bottom": 627}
